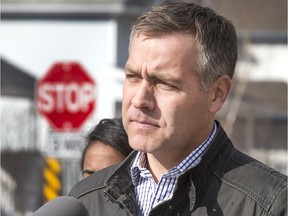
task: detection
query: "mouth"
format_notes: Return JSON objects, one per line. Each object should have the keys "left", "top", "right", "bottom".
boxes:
{"left": 130, "top": 119, "right": 160, "bottom": 129}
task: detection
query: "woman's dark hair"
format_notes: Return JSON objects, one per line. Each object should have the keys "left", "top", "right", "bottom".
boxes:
{"left": 80, "top": 118, "right": 132, "bottom": 170}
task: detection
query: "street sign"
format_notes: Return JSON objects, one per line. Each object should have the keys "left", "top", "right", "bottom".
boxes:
{"left": 48, "top": 132, "right": 84, "bottom": 158}
{"left": 37, "top": 62, "right": 96, "bottom": 131}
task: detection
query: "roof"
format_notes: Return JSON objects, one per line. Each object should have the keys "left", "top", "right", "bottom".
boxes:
{"left": 210, "top": 0, "right": 287, "bottom": 32}
{"left": 1, "top": 0, "right": 287, "bottom": 35}
{"left": 1, "top": 58, "right": 36, "bottom": 99}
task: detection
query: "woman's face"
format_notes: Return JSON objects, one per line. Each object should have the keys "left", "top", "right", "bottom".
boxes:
{"left": 82, "top": 141, "right": 126, "bottom": 178}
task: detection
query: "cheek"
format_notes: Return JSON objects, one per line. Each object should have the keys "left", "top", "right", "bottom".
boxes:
{"left": 122, "top": 84, "right": 130, "bottom": 112}
{"left": 157, "top": 96, "right": 189, "bottom": 134}
{"left": 122, "top": 82, "right": 134, "bottom": 102}
{"left": 169, "top": 94, "right": 209, "bottom": 124}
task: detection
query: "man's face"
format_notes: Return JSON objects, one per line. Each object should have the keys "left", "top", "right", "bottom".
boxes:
{"left": 122, "top": 32, "right": 216, "bottom": 162}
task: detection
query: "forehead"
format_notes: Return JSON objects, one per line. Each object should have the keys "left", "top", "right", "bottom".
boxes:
{"left": 130, "top": 32, "right": 196, "bottom": 57}
{"left": 85, "top": 141, "right": 114, "bottom": 156}
{"left": 128, "top": 32, "right": 198, "bottom": 75}
{"left": 131, "top": 31, "right": 196, "bottom": 47}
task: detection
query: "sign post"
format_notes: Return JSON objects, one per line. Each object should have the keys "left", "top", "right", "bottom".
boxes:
{"left": 37, "top": 62, "right": 96, "bottom": 132}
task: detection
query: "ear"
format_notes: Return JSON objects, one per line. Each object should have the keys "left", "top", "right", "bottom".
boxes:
{"left": 209, "top": 75, "right": 231, "bottom": 113}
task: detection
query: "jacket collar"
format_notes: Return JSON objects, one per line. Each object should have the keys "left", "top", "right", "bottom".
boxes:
{"left": 105, "top": 121, "right": 231, "bottom": 214}
{"left": 105, "top": 151, "right": 139, "bottom": 215}
{"left": 171, "top": 122, "right": 231, "bottom": 211}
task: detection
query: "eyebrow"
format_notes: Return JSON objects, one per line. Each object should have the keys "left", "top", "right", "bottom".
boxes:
{"left": 125, "top": 64, "right": 181, "bottom": 85}
{"left": 150, "top": 71, "right": 178, "bottom": 83}
{"left": 82, "top": 169, "right": 95, "bottom": 175}
{"left": 125, "top": 64, "right": 137, "bottom": 74}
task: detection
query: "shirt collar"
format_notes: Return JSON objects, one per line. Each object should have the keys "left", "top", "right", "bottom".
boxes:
{"left": 131, "top": 122, "right": 217, "bottom": 182}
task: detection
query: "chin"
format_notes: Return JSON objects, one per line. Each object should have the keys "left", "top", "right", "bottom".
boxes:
{"left": 130, "top": 143, "right": 148, "bottom": 153}
{"left": 129, "top": 139, "right": 151, "bottom": 153}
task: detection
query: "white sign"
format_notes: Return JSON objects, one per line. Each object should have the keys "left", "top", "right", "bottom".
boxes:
{"left": 47, "top": 132, "right": 85, "bottom": 158}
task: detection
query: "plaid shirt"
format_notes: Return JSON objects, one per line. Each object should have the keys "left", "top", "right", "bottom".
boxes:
{"left": 130, "top": 123, "right": 217, "bottom": 216}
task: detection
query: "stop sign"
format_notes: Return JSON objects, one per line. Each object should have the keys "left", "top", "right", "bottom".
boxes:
{"left": 37, "top": 62, "right": 96, "bottom": 131}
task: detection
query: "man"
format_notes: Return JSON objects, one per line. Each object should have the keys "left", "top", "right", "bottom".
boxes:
{"left": 70, "top": 3, "right": 287, "bottom": 215}
{"left": 81, "top": 118, "right": 132, "bottom": 178}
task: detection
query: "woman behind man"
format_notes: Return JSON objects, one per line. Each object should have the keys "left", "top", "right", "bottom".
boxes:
{"left": 81, "top": 118, "right": 133, "bottom": 178}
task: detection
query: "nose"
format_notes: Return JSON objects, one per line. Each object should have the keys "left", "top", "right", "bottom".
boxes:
{"left": 131, "top": 81, "right": 155, "bottom": 110}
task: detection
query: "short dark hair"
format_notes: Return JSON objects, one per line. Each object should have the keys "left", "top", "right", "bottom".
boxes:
{"left": 130, "top": 2, "right": 238, "bottom": 91}
{"left": 80, "top": 118, "right": 132, "bottom": 170}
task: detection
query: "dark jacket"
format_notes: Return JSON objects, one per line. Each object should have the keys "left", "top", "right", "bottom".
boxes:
{"left": 69, "top": 123, "right": 287, "bottom": 216}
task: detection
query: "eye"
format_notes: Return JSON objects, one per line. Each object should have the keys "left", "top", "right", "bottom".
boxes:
{"left": 125, "top": 73, "right": 140, "bottom": 82}
{"left": 155, "top": 80, "right": 176, "bottom": 90}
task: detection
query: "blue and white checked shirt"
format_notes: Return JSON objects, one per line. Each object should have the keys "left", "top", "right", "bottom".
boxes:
{"left": 130, "top": 123, "right": 217, "bottom": 216}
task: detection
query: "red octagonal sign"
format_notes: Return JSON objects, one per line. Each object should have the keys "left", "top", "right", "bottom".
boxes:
{"left": 37, "top": 62, "right": 96, "bottom": 131}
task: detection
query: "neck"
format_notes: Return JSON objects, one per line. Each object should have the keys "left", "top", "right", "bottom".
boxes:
{"left": 146, "top": 153, "right": 168, "bottom": 183}
{"left": 145, "top": 122, "right": 215, "bottom": 183}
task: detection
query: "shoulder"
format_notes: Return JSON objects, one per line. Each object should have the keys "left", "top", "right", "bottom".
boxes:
{"left": 204, "top": 122, "right": 287, "bottom": 214}
{"left": 69, "top": 164, "right": 119, "bottom": 199}
{"left": 226, "top": 147, "right": 287, "bottom": 185}
{"left": 218, "top": 147, "right": 287, "bottom": 212}
{"left": 69, "top": 151, "right": 138, "bottom": 199}
{"left": 212, "top": 123, "right": 287, "bottom": 199}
